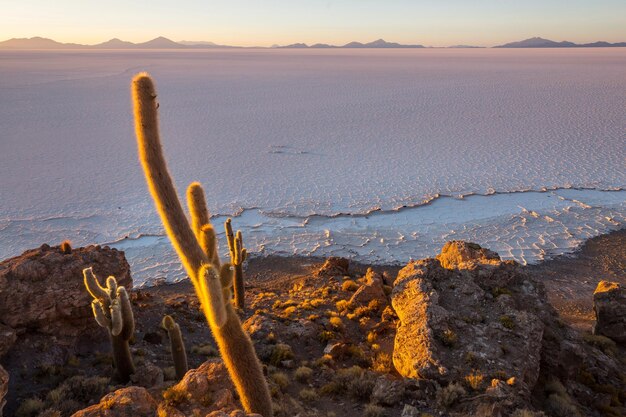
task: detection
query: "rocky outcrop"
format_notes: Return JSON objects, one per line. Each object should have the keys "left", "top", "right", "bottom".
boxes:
{"left": 0, "top": 244, "right": 131, "bottom": 338}
{"left": 71, "top": 386, "right": 156, "bottom": 417}
{"left": 349, "top": 268, "right": 388, "bottom": 307}
{"left": 436, "top": 240, "right": 501, "bottom": 270}
{"left": 392, "top": 242, "right": 544, "bottom": 400}
{"left": 316, "top": 257, "right": 349, "bottom": 277}
{"left": 592, "top": 280, "right": 625, "bottom": 344}
{"left": 0, "top": 365, "right": 7, "bottom": 417}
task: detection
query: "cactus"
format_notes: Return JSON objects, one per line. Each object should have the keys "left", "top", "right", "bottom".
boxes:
{"left": 60, "top": 240, "right": 72, "bottom": 254}
{"left": 225, "top": 218, "right": 247, "bottom": 310}
{"left": 162, "top": 315, "right": 188, "bottom": 379}
{"left": 131, "top": 73, "right": 272, "bottom": 417}
{"left": 83, "top": 268, "right": 135, "bottom": 382}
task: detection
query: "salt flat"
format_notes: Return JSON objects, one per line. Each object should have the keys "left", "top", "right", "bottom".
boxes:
{"left": 0, "top": 49, "right": 624, "bottom": 285}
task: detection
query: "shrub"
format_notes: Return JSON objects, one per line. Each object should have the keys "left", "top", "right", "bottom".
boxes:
{"left": 342, "top": 280, "right": 359, "bottom": 292}
{"left": 60, "top": 240, "right": 72, "bottom": 254}
{"left": 294, "top": 366, "right": 313, "bottom": 383}
{"left": 440, "top": 328, "right": 457, "bottom": 347}
{"left": 329, "top": 316, "right": 343, "bottom": 330}
{"left": 583, "top": 333, "right": 617, "bottom": 357}
{"left": 364, "top": 404, "right": 385, "bottom": 417}
{"left": 371, "top": 352, "right": 392, "bottom": 373}
{"left": 299, "top": 388, "right": 318, "bottom": 402}
{"left": 436, "top": 382, "right": 466, "bottom": 407}
{"left": 270, "top": 343, "right": 294, "bottom": 366}
{"left": 465, "top": 371, "right": 484, "bottom": 391}
{"left": 499, "top": 315, "right": 515, "bottom": 329}
{"left": 271, "top": 372, "right": 290, "bottom": 390}
{"left": 15, "top": 398, "right": 44, "bottom": 417}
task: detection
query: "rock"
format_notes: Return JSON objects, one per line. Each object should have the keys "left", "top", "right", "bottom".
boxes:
{"left": 71, "top": 386, "right": 157, "bottom": 417}
{"left": 592, "top": 280, "right": 625, "bottom": 343}
{"left": 0, "top": 324, "right": 16, "bottom": 358}
{"left": 436, "top": 240, "right": 500, "bottom": 270}
{"left": 130, "top": 362, "right": 164, "bottom": 388}
{"left": 349, "top": 268, "right": 388, "bottom": 307}
{"left": 0, "top": 244, "right": 131, "bottom": 336}
{"left": 162, "top": 359, "right": 239, "bottom": 415}
{"left": 316, "top": 257, "right": 349, "bottom": 277}
{"left": 391, "top": 242, "right": 544, "bottom": 400}
{"left": 371, "top": 376, "right": 405, "bottom": 406}
{"left": 0, "top": 365, "right": 7, "bottom": 417}
{"left": 400, "top": 404, "right": 420, "bottom": 417}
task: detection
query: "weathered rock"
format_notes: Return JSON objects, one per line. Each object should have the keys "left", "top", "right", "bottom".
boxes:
{"left": 0, "top": 365, "right": 7, "bottom": 417}
{"left": 436, "top": 240, "right": 500, "bottom": 270}
{"left": 349, "top": 268, "right": 388, "bottom": 307}
{"left": 400, "top": 404, "right": 420, "bottom": 417}
{"left": 0, "top": 244, "right": 131, "bottom": 336}
{"left": 71, "top": 386, "right": 156, "bottom": 417}
{"left": 371, "top": 375, "right": 405, "bottom": 406}
{"left": 316, "top": 257, "right": 349, "bottom": 277}
{"left": 392, "top": 242, "right": 544, "bottom": 400}
{"left": 592, "top": 280, "right": 625, "bottom": 344}
{"left": 162, "top": 359, "right": 240, "bottom": 416}
{"left": 0, "top": 324, "right": 16, "bottom": 358}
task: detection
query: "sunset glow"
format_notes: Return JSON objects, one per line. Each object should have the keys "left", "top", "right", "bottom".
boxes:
{"left": 1, "top": 0, "right": 626, "bottom": 47}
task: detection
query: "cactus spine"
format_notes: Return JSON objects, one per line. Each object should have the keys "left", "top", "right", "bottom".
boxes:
{"left": 162, "top": 315, "right": 188, "bottom": 379}
{"left": 131, "top": 73, "right": 272, "bottom": 417}
{"left": 84, "top": 268, "right": 135, "bottom": 382}
{"left": 225, "top": 218, "right": 247, "bottom": 310}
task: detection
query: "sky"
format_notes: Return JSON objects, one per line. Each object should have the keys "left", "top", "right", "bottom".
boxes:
{"left": 1, "top": 0, "right": 626, "bottom": 47}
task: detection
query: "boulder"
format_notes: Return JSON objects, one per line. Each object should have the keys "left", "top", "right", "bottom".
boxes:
{"left": 71, "top": 386, "right": 156, "bottom": 417}
{"left": 0, "top": 365, "right": 7, "bottom": 417}
{"left": 349, "top": 268, "right": 388, "bottom": 307}
{"left": 592, "top": 281, "right": 625, "bottom": 344}
{"left": 0, "top": 244, "right": 131, "bottom": 337}
{"left": 436, "top": 240, "right": 500, "bottom": 270}
{"left": 162, "top": 359, "right": 240, "bottom": 415}
{"left": 391, "top": 242, "right": 544, "bottom": 399}
{"left": 316, "top": 257, "right": 349, "bottom": 277}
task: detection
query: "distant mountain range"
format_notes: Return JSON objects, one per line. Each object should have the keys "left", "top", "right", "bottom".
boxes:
{"left": 1, "top": 36, "right": 625, "bottom": 50}
{"left": 0, "top": 36, "right": 237, "bottom": 49}
{"left": 278, "top": 39, "right": 424, "bottom": 49}
{"left": 495, "top": 37, "right": 626, "bottom": 48}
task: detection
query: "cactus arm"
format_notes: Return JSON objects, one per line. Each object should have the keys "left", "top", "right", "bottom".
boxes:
{"left": 187, "top": 182, "right": 211, "bottom": 241}
{"left": 225, "top": 218, "right": 236, "bottom": 256}
{"left": 92, "top": 300, "right": 111, "bottom": 328}
{"left": 162, "top": 315, "right": 189, "bottom": 380}
{"left": 106, "top": 276, "right": 118, "bottom": 299}
{"left": 84, "top": 268, "right": 109, "bottom": 302}
{"left": 198, "top": 265, "right": 228, "bottom": 329}
{"left": 200, "top": 224, "right": 220, "bottom": 267}
{"left": 117, "top": 287, "right": 135, "bottom": 340}
{"left": 131, "top": 73, "right": 208, "bottom": 284}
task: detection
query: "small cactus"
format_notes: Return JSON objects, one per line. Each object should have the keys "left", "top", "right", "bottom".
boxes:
{"left": 225, "top": 218, "right": 247, "bottom": 310}
{"left": 84, "top": 268, "right": 135, "bottom": 382}
{"left": 60, "top": 240, "right": 72, "bottom": 254}
{"left": 162, "top": 315, "right": 188, "bottom": 379}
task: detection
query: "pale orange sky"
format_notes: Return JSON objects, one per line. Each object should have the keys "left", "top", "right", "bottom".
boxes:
{"left": 1, "top": 0, "right": 625, "bottom": 47}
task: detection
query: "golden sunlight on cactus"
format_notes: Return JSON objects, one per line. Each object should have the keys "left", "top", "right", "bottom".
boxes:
{"left": 131, "top": 72, "right": 272, "bottom": 416}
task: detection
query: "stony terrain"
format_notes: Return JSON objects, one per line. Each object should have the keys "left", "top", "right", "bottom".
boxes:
{"left": 0, "top": 235, "right": 624, "bottom": 417}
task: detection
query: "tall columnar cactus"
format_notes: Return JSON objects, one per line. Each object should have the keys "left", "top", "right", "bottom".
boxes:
{"left": 131, "top": 73, "right": 272, "bottom": 417}
{"left": 162, "top": 315, "right": 188, "bottom": 380}
{"left": 225, "top": 218, "right": 247, "bottom": 310}
{"left": 84, "top": 267, "right": 135, "bottom": 382}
